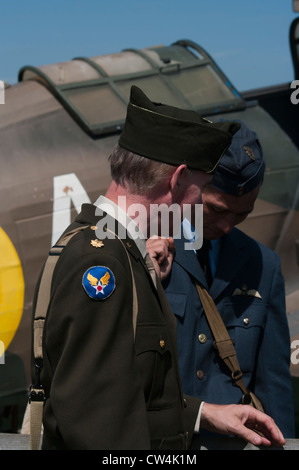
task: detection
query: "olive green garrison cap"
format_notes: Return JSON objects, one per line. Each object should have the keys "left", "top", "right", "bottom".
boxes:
{"left": 119, "top": 86, "right": 241, "bottom": 173}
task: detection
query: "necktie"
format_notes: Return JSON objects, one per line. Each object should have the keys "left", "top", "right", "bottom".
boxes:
{"left": 197, "top": 239, "right": 212, "bottom": 288}
{"left": 145, "top": 253, "right": 157, "bottom": 288}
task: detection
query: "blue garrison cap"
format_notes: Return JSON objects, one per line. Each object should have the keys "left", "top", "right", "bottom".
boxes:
{"left": 211, "top": 120, "right": 265, "bottom": 196}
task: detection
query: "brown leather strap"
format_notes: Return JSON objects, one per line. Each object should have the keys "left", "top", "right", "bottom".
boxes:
{"left": 194, "top": 280, "right": 263, "bottom": 411}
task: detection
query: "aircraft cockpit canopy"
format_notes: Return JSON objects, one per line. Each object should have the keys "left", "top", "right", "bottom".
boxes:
{"left": 18, "top": 40, "right": 246, "bottom": 137}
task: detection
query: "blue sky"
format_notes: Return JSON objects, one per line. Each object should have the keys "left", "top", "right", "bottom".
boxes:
{"left": 1, "top": 0, "right": 298, "bottom": 91}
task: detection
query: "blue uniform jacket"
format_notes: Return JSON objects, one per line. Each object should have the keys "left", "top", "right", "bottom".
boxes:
{"left": 163, "top": 227, "right": 295, "bottom": 437}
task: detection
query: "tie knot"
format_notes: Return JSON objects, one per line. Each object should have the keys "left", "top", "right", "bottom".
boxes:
{"left": 197, "top": 239, "right": 210, "bottom": 261}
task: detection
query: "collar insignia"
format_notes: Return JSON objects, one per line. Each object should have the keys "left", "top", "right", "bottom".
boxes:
{"left": 91, "top": 239, "right": 104, "bottom": 248}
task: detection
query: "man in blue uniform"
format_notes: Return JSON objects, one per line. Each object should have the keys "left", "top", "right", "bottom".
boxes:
{"left": 158, "top": 121, "right": 295, "bottom": 441}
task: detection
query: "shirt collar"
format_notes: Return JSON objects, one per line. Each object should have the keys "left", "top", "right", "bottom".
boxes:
{"left": 94, "top": 195, "right": 147, "bottom": 258}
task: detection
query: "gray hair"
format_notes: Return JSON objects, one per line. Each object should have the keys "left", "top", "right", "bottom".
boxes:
{"left": 108, "top": 145, "right": 176, "bottom": 193}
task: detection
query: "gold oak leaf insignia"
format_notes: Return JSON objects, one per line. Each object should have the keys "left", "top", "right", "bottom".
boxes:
{"left": 90, "top": 239, "right": 104, "bottom": 248}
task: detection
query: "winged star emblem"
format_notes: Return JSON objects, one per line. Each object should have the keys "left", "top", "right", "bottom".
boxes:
{"left": 87, "top": 271, "right": 110, "bottom": 294}
{"left": 82, "top": 266, "right": 115, "bottom": 300}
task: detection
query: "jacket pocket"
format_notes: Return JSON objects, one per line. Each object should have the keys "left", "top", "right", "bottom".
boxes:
{"left": 135, "top": 324, "right": 177, "bottom": 409}
{"left": 221, "top": 302, "right": 266, "bottom": 372}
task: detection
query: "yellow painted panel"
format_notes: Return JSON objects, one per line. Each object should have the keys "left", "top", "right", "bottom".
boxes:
{"left": 0, "top": 227, "right": 24, "bottom": 350}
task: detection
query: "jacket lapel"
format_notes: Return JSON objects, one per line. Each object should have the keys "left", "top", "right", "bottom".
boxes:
{"left": 173, "top": 228, "right": 250, "bottom": 300}
{"left": 173, "top": 236, "right": 209, "bottom": 289}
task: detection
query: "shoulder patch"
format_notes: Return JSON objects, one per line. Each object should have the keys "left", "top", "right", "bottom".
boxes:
{"left": 82, "top": 266, "right": 116, "bottom": 300}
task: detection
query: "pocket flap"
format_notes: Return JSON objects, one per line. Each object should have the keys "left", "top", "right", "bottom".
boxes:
{"left": 166, "top": 293, "right": 188, "bottom": 319}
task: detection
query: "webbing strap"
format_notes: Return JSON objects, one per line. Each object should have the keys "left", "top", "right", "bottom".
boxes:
{"left": 194, "top": 280, "right": 258, "bottom": 400}
{"left": 29, "top": 391, "right": 45, "bottom": 450}
{"left": 33, "top": 227, "right": 89, "bottom": 359}
{"left": 104, "top": 227, "right": 139, "bottom": 338}
{"left": 29, "top": 226, "right": 89, "bottom": 450}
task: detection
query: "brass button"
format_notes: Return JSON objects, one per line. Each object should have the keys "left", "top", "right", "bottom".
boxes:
{"left": 197, "top": 370, "right": 204, "bottom": 380}
{"left": 243, "top": 318, "right": 250, "bottom": 325}
{"left": 198, "top": 333, "right": 207, "bottom": 344}
{"left": 159, "top": 339, "right": 165, "bottom": 349}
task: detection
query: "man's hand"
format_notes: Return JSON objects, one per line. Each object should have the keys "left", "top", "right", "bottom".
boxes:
{"left": 146, "top": 236, "right": 175, "bottom": 281}
{"left": 201, "top": 403, "right": 286, "bottom": 447}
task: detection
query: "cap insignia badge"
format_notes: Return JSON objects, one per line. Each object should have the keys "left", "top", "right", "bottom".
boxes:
{"left": 243, "top": 146, "right": 256, "bottom": 160}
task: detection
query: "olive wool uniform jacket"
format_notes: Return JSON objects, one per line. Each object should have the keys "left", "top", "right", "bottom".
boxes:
{"left": 163, "top": 227, "right": 295, "bottom": 438}
{"left": 36, "top": 203, "right": 200, "bottom": 450}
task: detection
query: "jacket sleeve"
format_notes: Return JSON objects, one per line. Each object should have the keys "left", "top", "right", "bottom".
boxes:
{"left": 183, "top": 394, "right": 203, "bottom": 446}
{"left": 42, "top": 248, "right": 151, "bottom": 449}
{"left": 253, "top": 254, "right": 295, "bottom": 437}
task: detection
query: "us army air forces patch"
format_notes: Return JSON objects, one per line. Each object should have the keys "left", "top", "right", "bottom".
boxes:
{"left": 82, "top": 266, "right": 116, "bottom": 300}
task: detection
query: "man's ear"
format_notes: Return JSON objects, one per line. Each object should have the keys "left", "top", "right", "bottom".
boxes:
{"left": 169, "top": 164, "right": 187, "bottom": 196}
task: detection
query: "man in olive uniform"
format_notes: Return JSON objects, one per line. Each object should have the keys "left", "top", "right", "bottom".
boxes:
{"left": 32, "top": 86, "right": 285, "bottom": 450}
